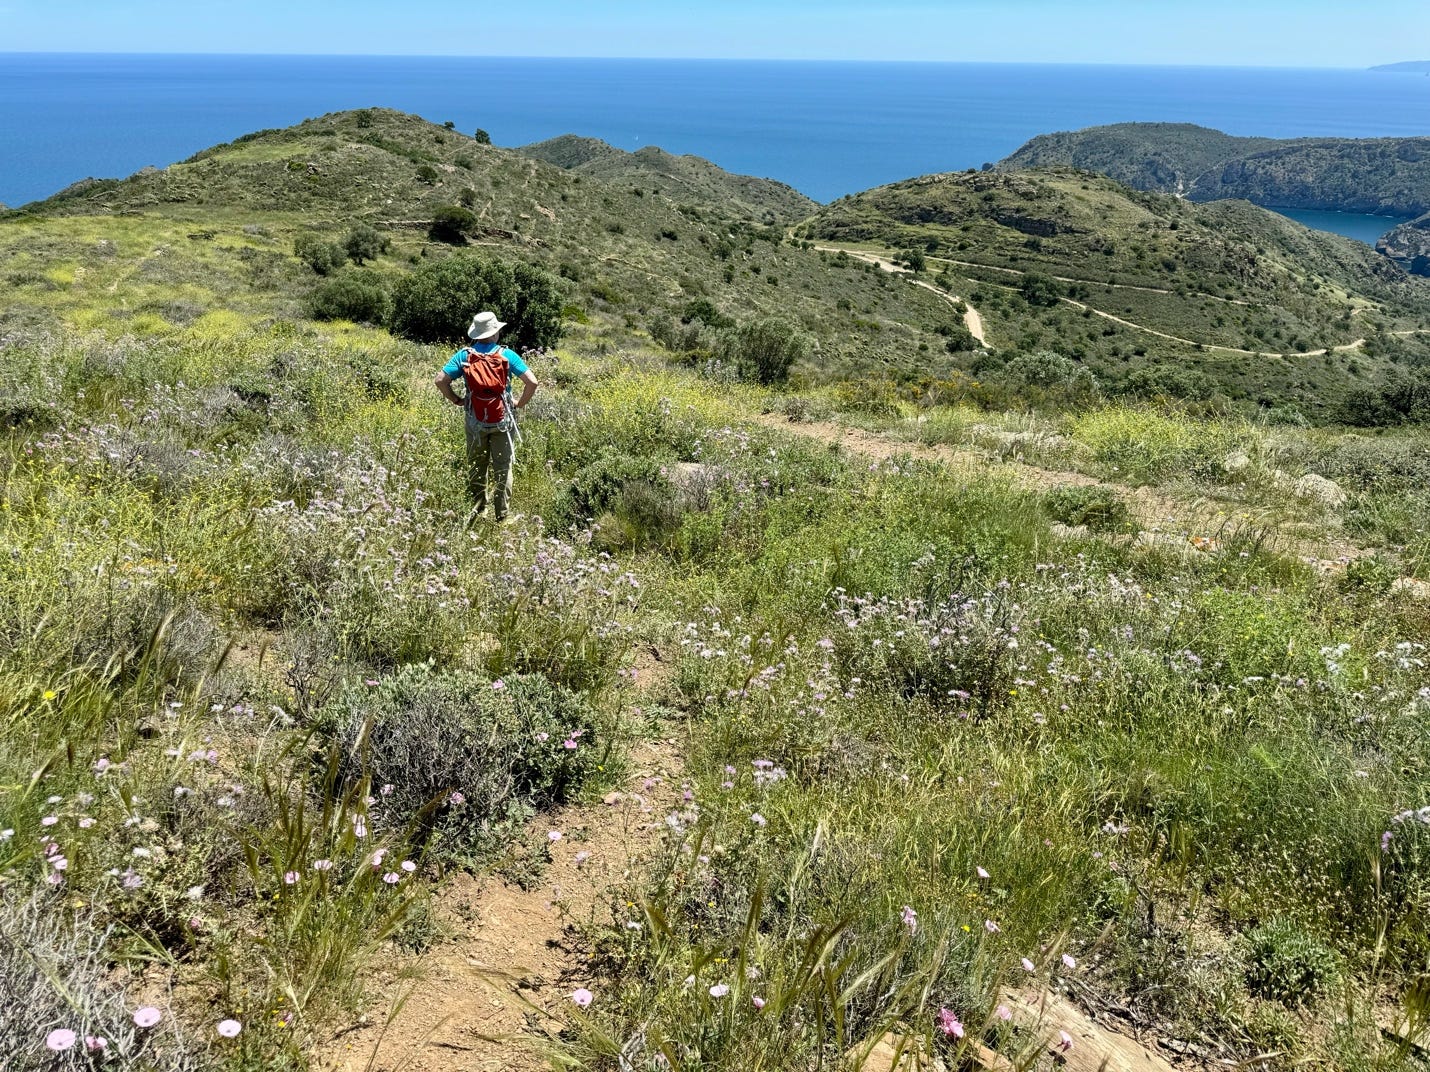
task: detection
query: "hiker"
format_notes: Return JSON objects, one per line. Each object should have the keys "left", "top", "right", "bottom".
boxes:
{"left": 434, "top": 311, "right": 539, "bottom": 523}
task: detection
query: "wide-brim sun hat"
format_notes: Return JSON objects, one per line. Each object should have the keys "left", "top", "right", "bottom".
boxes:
{"left": 467, "top": 311, "right": 507, "bottom": 340}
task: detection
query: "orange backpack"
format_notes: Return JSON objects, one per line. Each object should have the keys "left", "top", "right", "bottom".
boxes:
{"left": 461, "top": 347, "right": 510, "bottom": 424}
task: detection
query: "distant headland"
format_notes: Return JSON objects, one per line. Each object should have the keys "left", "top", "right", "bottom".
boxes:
{"left": 1370, "top": 61, "right": 1430, "bottom": 73}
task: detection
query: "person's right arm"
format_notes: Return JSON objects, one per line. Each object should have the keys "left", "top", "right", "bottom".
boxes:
{"left": 435, "top": 350, "right": 467, "bottom": 409}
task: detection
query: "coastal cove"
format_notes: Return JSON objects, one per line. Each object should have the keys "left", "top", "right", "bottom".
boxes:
{"left": 4, "top": 54, "right": 1430, "bottom": 207}
{"left": 1263, "top": 207, "right": 1409, "bottom": 245}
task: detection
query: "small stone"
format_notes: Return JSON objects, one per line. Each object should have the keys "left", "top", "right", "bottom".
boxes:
{"left": 1294, "top": 473, "right": 1347, "bottom": 508}
{"left": 603, "top": 791, "right": 625, "bottom": 806}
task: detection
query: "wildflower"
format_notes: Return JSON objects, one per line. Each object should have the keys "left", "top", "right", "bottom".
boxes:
{"left": 216, "top": 1019, "right": 242, "bottom": 1038}
{"left": 563, "top": 739, "right": 578, "bottom": 749}
{"left": 995, "top": 1004, "right": 1012, "bottom": 1022}
{"left": 364, "top": 679, "right": 379, "bottom": 687}
{"left": 1061, "top": 953, "right": 1077, "bottom": 970}
{"left": 491, "top": 679, "right": 506, "bottom": 691}
{"left": 41, "top": 816, "right": 57, "bottom": 827}
{"left": 936, "top": 1008, "right": 964, "bottom": 1039}
{"left": 401, "top": 860, "right": 417, "bottom": 873}
{"left": 1383, "top": 831, "right": 1394, "bottom": 852}
{"left": 900, "top": 905, "right": 918, "bottom": 934}
{"left": 0, "top": 829, "right": 11, "bottom": 840}
{"left": 382, "top": 872, "right": 400, "bottom": 884}
{"left": 43, "top": 690, "right": 57, "bottom": 701}
{"left": 371, "top": 849, "right": 388, "bottom": 867}
{"left": 448, "top": 791, "right": 465, "bottom": 806}
{"left": 752, "top": 996, "right": 766, "bottom": 1009}
{"left": 283, "top": 871, "right": 299, "bottom": 885}
{"left": 548, "top": 830, "right": 563, "bottom": 842}
{"left": 976, "top": 866, "right": 990, "bottom": 879}
{"left": 78, "top": 817, "right": 95, "bottom": 829}
{"left": 751, "top": 812, "right": 767, "bottom": 827}
{"left": 185, "top": 885, "right": 204, "bottom": 900}
{"left": 536, "top": 732, "right": 549, "bottom": 742}
{"left": 709, "top": 984, "right": 730, "bottom": 998}
{"left": 133, "top": 1007, "right": 162, "bottom": 1028}
{"left": 380, "top": 783, "right": 394, "bottom": 796}
{"left": 1057, "top": 1030, "right": 1074, "bottom": 1052}
{"left": 46, "top": 1029, "right": 77, "bottom": 1051}
{"left": 984, "top": 919, "right": 1000, "bottom": 933}
{"left": 574, "top": 850, "right": 590, "bottom": 865}
{"left": 84, "top": 1036, "right": 108, "bottom": 1052}
{"left": 121, "top": 869, "right": 143, "bottom": 890}
{"left": 312, "top": 859, "right": 332, "bottom": 871}
{"left": 353, "top": 817, "right": 367, "bottom": 838}
{"left": 571, "top": 988, "right": 593, "bottom": 1008}
{"left": 1021, "top": 957, "right": 1035, "bottom": 972}
{"left": 94, "top": 758, "right": 111, "bottom": 773}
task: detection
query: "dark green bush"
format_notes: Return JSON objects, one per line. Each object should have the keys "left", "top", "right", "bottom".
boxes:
{"left": 428, "top": 205, "right": 477, "bottom": 244}
{"left": 389, "top": 253, "right": 564, "bottom": 349}
{"left": 306, "top": 271, "right": 391, "bottom": 324}
{"left": 293, "top": 233, "right": 346, "bottom": 276}
{"left": 1043, "top": 485, "right": 1137, "bottom": 534}
{"left": 556, "top": 453, "right": 678, "bottom": 536}
{"left": 415, "top": 164, "right": 439, "bottom": 185}
{"left": 1243, "top": 918, "right": 1339, "bottom": 1006}
{"left": 719, "top": 317, "right": 814, "bottom": 386}
{"left": 343, "top": 224, "right": 390, "bottom": 265}
{"left": 322, "top": 666, "right": 600, "bottom": 864}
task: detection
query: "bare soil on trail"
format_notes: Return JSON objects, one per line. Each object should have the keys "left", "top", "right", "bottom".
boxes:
{"left": 815, "top": 246, "right": 987, "bottom": 345}
{"left": 319, "top": 737, "right": 683, "bottom": 1072}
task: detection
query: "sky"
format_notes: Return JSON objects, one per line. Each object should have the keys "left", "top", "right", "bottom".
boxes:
{"left": 1, "top": 0, "right": 1424, "bottom": 67}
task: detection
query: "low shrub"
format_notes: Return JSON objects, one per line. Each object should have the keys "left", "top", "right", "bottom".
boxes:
{"left": 306, "top": 272, "right": 391, "bottom": 324}
{"left": 1043, "top": 485, "right": 1138, "bottom": 534}
{"left": 1243, "top": 918, "right": 1339, "bottom": 1006}
{"left": 293, "top": 233, "right": 345, "bottom": 276}
{"left": 556, "top": 452, "right": 679, "bottom": 539}
{"left": 321, "top": 666, "right": 601, "bottom": 864}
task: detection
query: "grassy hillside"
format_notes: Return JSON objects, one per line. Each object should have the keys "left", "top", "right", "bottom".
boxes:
{"left": 796, "top": 167, "right": 1430, "bottom": 414}
{"left": 1, "top": 108, "right": 967, "bottom": 383}
{"left": 7, "top": 110, "right": 1430, "bottom": 1072}
{"left": 999, "top": 122, "right": 1430, "bottom": 218}
{"left": 519, "top": 133, "right": 818, "bottom": 223}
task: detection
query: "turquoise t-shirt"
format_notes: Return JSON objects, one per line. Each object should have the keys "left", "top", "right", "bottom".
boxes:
{"left": 442, "top": 342, "right": 529, "bottom": 382}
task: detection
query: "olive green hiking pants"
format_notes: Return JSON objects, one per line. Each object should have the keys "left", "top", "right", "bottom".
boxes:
{"left": 465, "top": 418, "right": 515, "bottom": 520}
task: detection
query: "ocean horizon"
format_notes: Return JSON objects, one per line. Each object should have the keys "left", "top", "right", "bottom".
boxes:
{"left": 4, "top": 53, "right": 1429, "bottom": 232}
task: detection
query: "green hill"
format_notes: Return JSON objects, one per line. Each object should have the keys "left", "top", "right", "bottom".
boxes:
{"left": 998, "top": 123, "right": 1430, "bottom": 218}
{"left": 518, "top": 134, "right": 817, "bottom": 223}
{"left": 796, "top": 167, "right": 1430, "bottom": 412}
{"left": 0, "top": 108, "right": 963, "bottom": 383}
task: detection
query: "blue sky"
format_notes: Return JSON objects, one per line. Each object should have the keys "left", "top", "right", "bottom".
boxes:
{"left": 2, "top": 0, "right": 1423, "bottom": 66}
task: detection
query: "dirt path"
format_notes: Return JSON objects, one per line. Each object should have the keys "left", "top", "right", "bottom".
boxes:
{"left": 814, "top": 245, "right": 987, "bottom": 345}
{"left": 815, "top": 242, "right": 1426, "bottom": 359}
{"left": 322, "top": 681, "right": 684, "bottom": 1071}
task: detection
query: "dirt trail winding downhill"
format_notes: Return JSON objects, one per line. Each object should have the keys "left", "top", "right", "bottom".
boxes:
{"left": 815, "top": 242, "right": 1430, "bottom": 359}
{"left": 814, "top": 245, "right": 987, "bottom": 345}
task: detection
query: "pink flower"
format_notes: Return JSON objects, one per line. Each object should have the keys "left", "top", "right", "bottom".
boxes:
{"left": 900, "top": 905, "right": 918, "bottom": 934}
{"left": 400, "top": 860, "right": 417, "bottom": 873}
{"left": 41, "top": 816, "right": 57, "bottom": 826}
{"left": 312, "top": 859, "right": 332, "bottom": 871}
{"left": 752, "top": 996, "right": 766, "bottom": 1009}
{"left": 216, "top": 1019, "right": 242, "bottom": 1038}
{"left": 571, "top": 988, "right": 593, "bottom": 1008}
{"left": 78, "top": 817, "right": 95, "bottom": 829}
{"left": 84, "top": 1036, "right": 108, "bottom": 1052}
{"left": 353, "top": 817, "right": 367, "bottom": 838}
{"left": 536, "top": 732, "right": 549, "bottom": 742}
{"left": 976, "top": 866, "right": 990, "bottom": 879}
{"left": 133, "top": 1006, "right": 162, "bottom": 1028}
{"left": 984, "top": 919, "right": 1000, "bottom": 933}
{"left": 382, "top": 872, "right": 400, "bottom": 884}
{"left": 751, "top": 812, "right": 768, "bottom": 827}
{"left": 1057, "top": 1030, "right": 1074, "bottom": 1052}
{"left": 448, "top": 791, "right": 465, "bottom": 806}
{"left": 936, "top": 1008, "right": 964, "bottom": 1038}
{"left": 371, "top": 849, "right": 388, "bottom": 867}
{"left": 574, "top": 851, "right": 591, "bottom": 865}
{"left": 379, "top": 783, "right": 394, "bottom": 796}
{"left": 995, "top": 1004, "right": 1012, "bottom": 1022}
{"left": 491, "top": 679, "right": 506, "bottom": 691}
{"left": 283, "top": 871, "right": 299, "bottom": 885}
{"left": 121, "top": 869, "right": 142, "bottom": 890}
{"left": 46, "top": 1029, "right": 77, "bottom": 1052}
{"left": 548, "top": 830, "right": 563, "bottom": 842}
{"left": 563, "top": 739, "right": 578, "bottom": 750}
{"left": 709, "top": 984, "right": 729, "bottom": 998}
{"left": 1021, "top": 957, "right": 1035, "bottom": 972}
{"left": 1061, "top": 953, "right": 1077, "bottom": 970}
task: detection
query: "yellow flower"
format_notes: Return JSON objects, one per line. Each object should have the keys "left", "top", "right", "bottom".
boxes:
{"left": 43, "top": 690, "right": 57, "bottom": 701}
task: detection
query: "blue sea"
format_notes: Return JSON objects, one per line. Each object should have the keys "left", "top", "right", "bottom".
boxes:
{"left": 3, "top": 54, "right": 1429, "bottom": 241}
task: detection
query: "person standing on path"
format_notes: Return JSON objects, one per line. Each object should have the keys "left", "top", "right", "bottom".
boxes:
{"left": 434, "top": 311, "right": 539, "bottom": 523}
